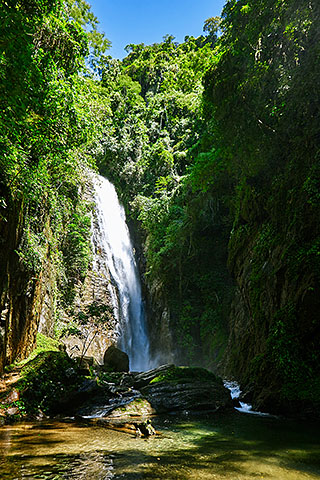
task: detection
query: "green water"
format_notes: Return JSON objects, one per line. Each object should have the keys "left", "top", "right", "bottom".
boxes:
{"left": 0, "top": 412, "right": 319, "bottom": 479}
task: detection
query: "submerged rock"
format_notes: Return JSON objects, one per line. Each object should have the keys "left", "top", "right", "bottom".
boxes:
{"left": 103, "top": 346, "right": 129, "bottom": 372}
{"left": 107, "top": 398, "right": 155, "bottom": 418}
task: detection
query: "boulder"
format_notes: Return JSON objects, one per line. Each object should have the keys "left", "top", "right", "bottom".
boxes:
{"left": 103, "top": 346, "right": 129, "bottom": 372}
{"left": 107, "top": 398, "right": 155, "bottom": 418}
{"left": 141, "top": 366, "right": 233, "bottom": 413}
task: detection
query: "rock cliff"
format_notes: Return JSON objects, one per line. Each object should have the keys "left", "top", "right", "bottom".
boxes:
{"left": 224, "top": 179, "right": 320, "bottom": 416}
{"left": 0, "top": 199, "right": 47, "bottom": 372}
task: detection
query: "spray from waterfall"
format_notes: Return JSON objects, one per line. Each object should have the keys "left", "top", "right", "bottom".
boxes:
{"left": 93, "top": 175, "right": 151, "bottom": 371}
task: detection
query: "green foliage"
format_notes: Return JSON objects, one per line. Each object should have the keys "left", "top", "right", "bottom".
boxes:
{"left": 1, "top": 0, "right": 319, "bottom": 415}
{"left": 98, "top": 371, "right": 123, "bottom": 385}
{"left": 97, "top": 0, "right": 320, "bottom": 414}
{"left": 63, "top": 0, "right": 111, "bottom": 72}
{"left": 3, "top": 333, "right": 60, "bottom": 372}
{"left": 60, "top": 202, "right": 92, "bottom": 304}
{"left": 0, "top": 0, "right": 113, "bottom": 352}
{"left": 206, "top": 0, "right": 320, "bottom": 411}
{"left": 36, "top": 333, "right": 60, "bottom": 353}
{"left": 99, "top": 34, "right": 233, "bottom": 368}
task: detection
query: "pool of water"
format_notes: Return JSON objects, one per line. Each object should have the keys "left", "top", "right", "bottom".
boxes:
{"left": 0, "top": 411, "right": 319, "bottom": 479}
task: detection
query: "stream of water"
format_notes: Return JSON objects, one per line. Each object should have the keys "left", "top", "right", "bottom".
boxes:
{"left": 93, "top": 175, "right": 151, "bottom": 372}
{"left": 0, "top": 413, "right": 319, "bottom": 479}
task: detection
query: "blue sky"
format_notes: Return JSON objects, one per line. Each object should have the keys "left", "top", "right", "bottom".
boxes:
{"left": 88, "top": 0, "right": 226, "bottom": 59}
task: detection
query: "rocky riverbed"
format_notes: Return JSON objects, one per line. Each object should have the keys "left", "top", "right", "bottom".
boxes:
{"left": 0, "top": 350, "right": 233, "bottom": 427}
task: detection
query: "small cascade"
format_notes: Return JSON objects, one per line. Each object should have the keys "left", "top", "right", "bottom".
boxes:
{"left": 93, "top": 175, "right": 151, "bottom": 371}
{"left": 224, "top": 381, "right": 274, "bottom": 417}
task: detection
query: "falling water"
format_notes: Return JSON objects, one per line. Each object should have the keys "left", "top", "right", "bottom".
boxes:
{"left": 93, "top": 175, "right": 151, "bottom": 371}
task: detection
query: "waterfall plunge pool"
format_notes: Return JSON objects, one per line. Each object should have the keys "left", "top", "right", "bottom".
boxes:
{"left": 1, "top": 412, "right": 319, "bottom": 479}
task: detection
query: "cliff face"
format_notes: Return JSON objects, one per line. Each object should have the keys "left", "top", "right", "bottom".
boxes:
{"left": 0, "top": 200, "right": 46, "bottom": 372}
{"left": 0, "top": 175, "right": 117, "bottom": 373}
{"left": 146, "top": 277, "right": 176, "bottom": 366}
{"left": 127, "top": 218, "right": 176, "bottom": 367}
{"left": 225, "top": 178, "right": 320, "bottom": 415}
{"left": 39, "top": 176, "right": 116, "bottom": 365}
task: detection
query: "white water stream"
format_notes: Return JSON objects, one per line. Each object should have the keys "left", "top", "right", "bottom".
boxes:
{"left": 93, "top": 175, "right": 151, "bottom": 371}
{"left": 224, "top": 380, "right": 274, "bottom": 417}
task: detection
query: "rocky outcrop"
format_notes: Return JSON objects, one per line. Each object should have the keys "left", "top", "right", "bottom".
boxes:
{"left": 140, "top": 365, "right": 232, "bottom": 413}
{"left": 142, "top": 381, "right": 232, "bottom": 413}
{"left": 0, "top": 200, "right": 48, "bottom": 374}
{"left": 75, "top": 365, "right": 232, "bottom": 418}
{"left": 1, "top": 356, "right": 232, "bottom": 421}
{"left": 224, "top": 180, "right": 320, "bottom": 416}
{"left": 127, "top": 219, "right": 176, "bottom": 367}
{"left": 131, "top": 364, "right": 174, "bottom": 388}
{"left": 40, "top": 174, "right": 117, "bottom": 366}
{"left": 146, "top": 278, "right": 176, "bottom": 366}
{"left": 107, "top": 398, "right": 155, "bottom": 419}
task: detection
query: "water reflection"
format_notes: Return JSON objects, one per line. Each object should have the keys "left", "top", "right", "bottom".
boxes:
{"left": 0, "top": 413, "right": 319, "bottom": 479}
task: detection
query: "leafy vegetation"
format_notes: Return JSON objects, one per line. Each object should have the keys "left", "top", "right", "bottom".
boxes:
{"left": 205, "top": 0, "right": 320, "bottom": 413}
{"left": 98, "top": 30, "right": 234, "bottom": 367}
{"left": 17, "top": 350, "right": 82, "bottom": 415}
{"left": 0, "top": 0, "right": 319, "bottom": 416}
{"left": 97, "top": 0, "right": 320, "bottom": 412}
{"left": 0, "top": 0, "right": 111, "bottom": 369}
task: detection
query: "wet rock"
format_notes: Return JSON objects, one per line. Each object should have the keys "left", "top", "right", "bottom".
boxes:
{"left": 6, "top": 406, "right": 19, "bottom": 416}
{"left": 54, "top": 378, "right": 100, "bottom": 413}
{"left": 78, "top": 378, "right": 99, "bottom": 394}
{"left": 103, "top": 346, "right": 129, "bottom": 372}
{"left": 3, "top": 388, "right": 20, "bottom": 404}
{"left": 74, "top": 355, "right": 96, "bottom": 375}
{"left": 239, "top": 388, "right": 254, "bottom": 404}
{"left": 134, "top": 419, "right": 157, "bottom": 437}
{"left": 232, "top": 397, "right": 241, "bottom": 408}
{"left": 93, "top": 417, "right": 158, "bottom": 438}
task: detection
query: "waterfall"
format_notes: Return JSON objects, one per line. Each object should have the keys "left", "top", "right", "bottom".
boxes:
{"left": 93, "top": 175, "right": 151, "bottom": 371}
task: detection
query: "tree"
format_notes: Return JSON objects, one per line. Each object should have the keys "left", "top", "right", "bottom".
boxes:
{"left": 64, "top": 0, "right": 111, "bottom": 71}
{"left": 203, "top": 16, "right": 221, "bottom": 44}
{"left": 74, "top": 302, "right": 117, "bottom": 364}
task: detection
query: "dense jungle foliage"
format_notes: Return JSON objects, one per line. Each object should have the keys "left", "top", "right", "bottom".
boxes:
{"left": 98, "top": 0, "right": 320, "bottom": 410}
{"left": 1, "top": 0, "right": 319, "bottom": 413}
{"left": 98, "top": 24, "right": 234, "bottom": 368}
{"left": 0, "top": 0, "right": 110, "bottom": 317}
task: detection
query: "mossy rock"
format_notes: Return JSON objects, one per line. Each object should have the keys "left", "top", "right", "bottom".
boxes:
{"left": 150, "top": 366, "right": 222, "bottom": 386}
{"left": 17, "top": 351, "right": 83, "bottom": 415}
{"left": 142, "top": 366, "right": 232, "bottom": 414}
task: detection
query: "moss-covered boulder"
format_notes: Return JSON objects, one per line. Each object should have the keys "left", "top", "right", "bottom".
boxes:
{"left": 141, "top": 366, "right": 232, "bottom": 413}
{"left": 17, "top": 351, "right": 83, "bottom": 415}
